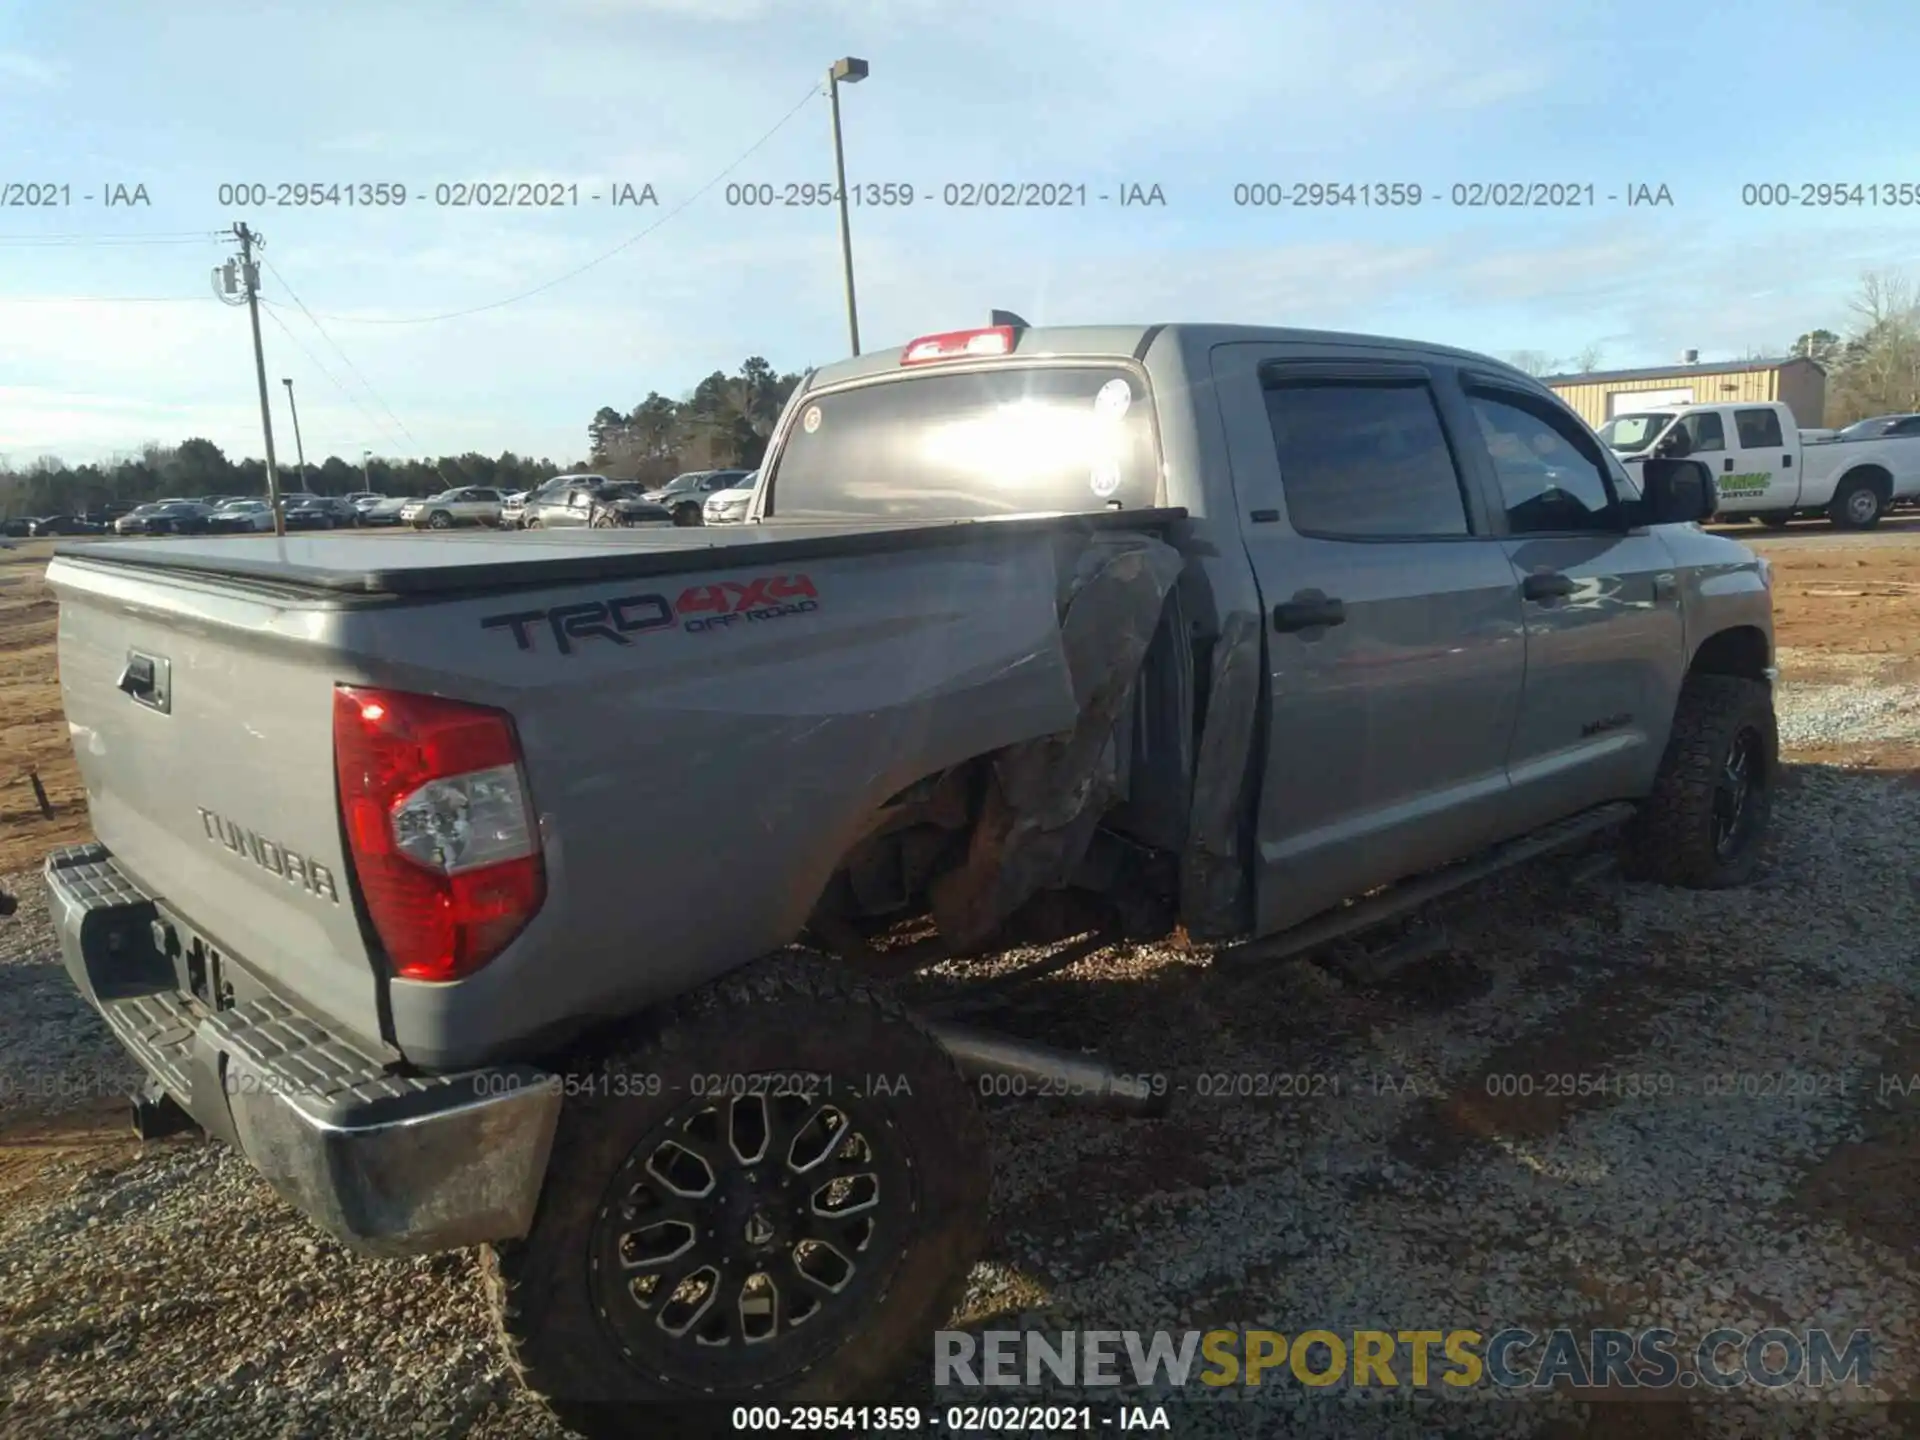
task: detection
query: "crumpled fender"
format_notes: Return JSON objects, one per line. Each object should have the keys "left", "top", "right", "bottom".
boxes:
{"left": 929, "top": 533, "right": 1186, "bottom": 951}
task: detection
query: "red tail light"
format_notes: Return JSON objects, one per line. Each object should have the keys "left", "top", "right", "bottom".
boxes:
{"left": 900, "top": 325, "right": 1015, "bottom": 364}
{"left": 332, "top": 685, "right": 545, "bottom": 983}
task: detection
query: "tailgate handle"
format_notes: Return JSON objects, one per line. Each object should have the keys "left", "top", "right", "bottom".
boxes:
{"left": 118, "top": 651, "right": 171, "bottom": 713}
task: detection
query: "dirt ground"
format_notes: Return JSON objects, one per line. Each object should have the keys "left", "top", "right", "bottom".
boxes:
{"left": 2, "top": 527, "right": 1918, "bottom": 873}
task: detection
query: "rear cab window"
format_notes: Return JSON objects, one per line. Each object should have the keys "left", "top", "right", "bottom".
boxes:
{"left": 763, "top": 363, "right": 1161, "bottom": 520}
{"left": 1735, "top": 408, "right": 1785, "bottom": 448}
{"left": 1259, "top": 373, "right": 1471, "bottom": 538}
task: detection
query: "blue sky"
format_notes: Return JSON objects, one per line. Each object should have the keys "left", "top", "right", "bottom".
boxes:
{"left": 2, "top": 0, "right": 1916, "bottom": 466}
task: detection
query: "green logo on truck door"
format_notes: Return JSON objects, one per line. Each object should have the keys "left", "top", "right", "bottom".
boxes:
{"left": 1718, "top": 472, "right": 1771, "bottom": 497}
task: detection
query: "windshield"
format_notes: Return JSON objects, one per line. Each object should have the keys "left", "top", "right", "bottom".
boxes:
{"left": 1836, "top": 417, "right": 1894, "bottom": 441}
{"left": 766, "top": 364, "right": 1161, "bottom": 520}
{"left": 1596, "top": 412, "right": 1675, "bottom": 454}
{"left": 660, "top": 472, "right": 710, "bottom": 494}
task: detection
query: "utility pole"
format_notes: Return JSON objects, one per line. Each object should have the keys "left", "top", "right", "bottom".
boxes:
{"left": 281, "top": 378, "right": 308, "bottom": 494}
{"left": 233, "top": 224, "right": 285, "bottom": 535}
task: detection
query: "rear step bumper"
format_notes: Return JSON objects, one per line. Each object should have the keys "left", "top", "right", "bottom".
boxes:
{"left": 44, "top": 843, "right": 561, "bottom": 1258}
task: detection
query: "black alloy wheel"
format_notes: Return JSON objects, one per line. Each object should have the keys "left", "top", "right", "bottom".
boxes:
{"left": 1711, "top": 724, "right": 1766, "bottom": 860}
{"left": 586, "top": 1086, "right": 904, "bottom": 1386}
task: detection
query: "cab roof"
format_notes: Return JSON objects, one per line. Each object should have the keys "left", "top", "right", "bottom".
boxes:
{"left": 802, "top": 322, "right": 1539, "bottom": 391}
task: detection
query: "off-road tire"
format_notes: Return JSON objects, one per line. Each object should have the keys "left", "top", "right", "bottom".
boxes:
{"left": 427, "top": 509, "right": 453, "bottom": 530}
{"left": 482, "top": 951, "right": 990, "bottom": 1439}
{"left": 1828, "top": 476, "right": 1884, "bottom": 530}
{"left": 1624, "top": 674, "right": 1776, "bottom": 888}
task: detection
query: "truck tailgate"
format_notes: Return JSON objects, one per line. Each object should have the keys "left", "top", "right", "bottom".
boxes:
{"left": 50, "top": 559, "right": 385, "bottom": 1049}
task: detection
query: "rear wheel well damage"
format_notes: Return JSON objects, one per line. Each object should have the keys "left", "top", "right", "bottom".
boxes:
{"left": 806, "top": 533, "right": 1203, "bottom": 960}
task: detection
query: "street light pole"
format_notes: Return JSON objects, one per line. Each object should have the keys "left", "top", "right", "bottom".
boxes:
{"left": 281, "top": 378, "right": 308, "bottom": 493}
{"left": 827, "top": 57, "right": 868, "bottom": 357}
{"left": 362, "top": 450, "right": 372, "bottom": 492}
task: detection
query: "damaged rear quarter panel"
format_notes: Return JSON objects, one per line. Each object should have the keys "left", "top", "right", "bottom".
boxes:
{"left": 368, "top": 536, "right": 1081, "bottom": 1069}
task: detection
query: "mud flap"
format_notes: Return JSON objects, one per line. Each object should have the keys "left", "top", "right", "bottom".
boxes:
{"left": 929, "top": 534, "right": 1185, "bottom": 952}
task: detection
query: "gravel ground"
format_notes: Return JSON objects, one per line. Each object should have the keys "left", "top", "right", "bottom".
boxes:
{"left": 3, "top": 678, "right": 1918, "bottom": 1437}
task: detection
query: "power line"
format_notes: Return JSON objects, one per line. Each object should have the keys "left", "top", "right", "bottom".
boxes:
{"left": 259, "top": 294, "right": 457, "bottom": 487}
{"left": 0, "top": 237, "right": 225, "bottom": 249}
{"left": 260, "top": 265, "right": 420, "bottom": 448}
{"left": 257, "top": 300, "right": 407, "bottom": 455}
{"left": 0, "top": 230, "right": 225, "bottom": 245}
{"left": 0, "top": 295, "right": 210, "bottom": 303}
{"left": 302, "top": 82, "right": 824, "bottom": 326}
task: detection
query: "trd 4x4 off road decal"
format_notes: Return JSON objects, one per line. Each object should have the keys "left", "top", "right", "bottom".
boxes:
{"left": 481, "top": 572, "right": 819, "bottom": 654}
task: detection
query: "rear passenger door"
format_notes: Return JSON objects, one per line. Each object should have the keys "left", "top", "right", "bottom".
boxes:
{"left": 1211, "top": 348, "right": 1529, "bottom": 935}
{"left": 1724, "top": 406, "right": 1794, "bottom": 509}
{"left": 1453, "top": 376, "right": 1687, "bottom": 828}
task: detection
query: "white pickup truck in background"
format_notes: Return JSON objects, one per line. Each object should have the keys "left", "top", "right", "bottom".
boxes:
{"left": 1599, "top": 401, "right": 1920, "bottom": 529}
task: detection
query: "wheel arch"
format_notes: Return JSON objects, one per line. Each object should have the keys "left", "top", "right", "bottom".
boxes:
{"left": 1836, "top": 464, "right": 1893, "bottom": 499}
{"left": 1687, "top": 624, "right": 1771, "bottom": 683}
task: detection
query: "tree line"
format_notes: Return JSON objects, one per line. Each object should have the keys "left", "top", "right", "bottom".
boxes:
{"left": 585, "top": 356, "right": 806, "bottom": 486}
{"left": 0, "top": 353, "right": 807, "bottom": 519}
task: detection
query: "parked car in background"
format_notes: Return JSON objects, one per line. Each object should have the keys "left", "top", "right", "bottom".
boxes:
{"left": 702, "top": 470, "right": 760, "bottom": 525}
{"left": 358, "top": 496, "right": 414, "bottom": 528}
{"left": 586, "top": 483, "right": 674, "bottom": 528}
{"left": 643, "top": 468, "right": 751, "bottom": 525}
{"left": 195, "top": 494, "right": 239, "bottom": 510}
{"left": 2, "top": 517, "right": 40, "bottom": 537}
{"left": 401, "top": 487, "right": 505, "bottom": 529}
{"left": 32, "top": 515, "right": 108, "bottom": 536}
{"left": 83, "top": 502, "right": 134, "bottom": 526}
{"left": 343, "top": 491, "right": 385, "bottom": 515}
{"left": 114, "top": 501, "right": 214, "bottom": 536}
{"left": 1600, "top": 399, "right": 1920, "bottom": 529}
{"left": 284, "top": 496, "right": 361, "bottom": 531}
{"left": 1834, "top": 413, "right": 1920, "bottom": 442}
{"left": 521, "top": 479, "right": 669, "bottom": 530}
{"left": 206, "top": 499, "right": 276, "bottom": 534}
{"left": 502, "top": 475, "right": 605, "bottom": 529}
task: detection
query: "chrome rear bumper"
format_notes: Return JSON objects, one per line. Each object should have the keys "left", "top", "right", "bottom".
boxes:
{"left": 44, "top": 844, "right": 560, "bottom": 1258}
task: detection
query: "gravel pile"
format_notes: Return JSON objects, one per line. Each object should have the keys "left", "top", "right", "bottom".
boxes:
{"left": 2, "top": 676, "right": 1918, "bottom": 1437}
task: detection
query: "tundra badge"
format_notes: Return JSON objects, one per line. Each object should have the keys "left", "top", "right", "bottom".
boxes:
{"left": 197, "top": 808, "right": 341, "bottom": 903}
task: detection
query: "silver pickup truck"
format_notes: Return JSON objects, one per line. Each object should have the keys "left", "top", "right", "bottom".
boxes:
{"left": 42, "top": 322, "right": 1775, "bottom": 1431}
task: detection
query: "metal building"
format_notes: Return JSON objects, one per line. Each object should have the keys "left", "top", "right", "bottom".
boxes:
{"left": 1545, "top": 354, "right": 1827, "bottom": 429}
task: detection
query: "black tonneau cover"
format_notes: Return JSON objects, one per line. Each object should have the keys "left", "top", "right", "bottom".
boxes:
{"left": 54, "top": 509, "right": 1188, "bottom": 600}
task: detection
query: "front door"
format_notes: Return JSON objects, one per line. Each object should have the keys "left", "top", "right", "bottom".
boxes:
{"left": 1210, "top": 344, "right": 1529, "bottom": 935}
{"left": 1453, "top": 377, "right": 1688, "bottom": 827}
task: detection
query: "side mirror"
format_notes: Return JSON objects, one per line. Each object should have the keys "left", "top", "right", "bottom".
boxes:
{"left": 1638, "top": 458, "right": 1716, "bottom": 525}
